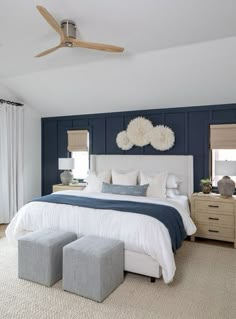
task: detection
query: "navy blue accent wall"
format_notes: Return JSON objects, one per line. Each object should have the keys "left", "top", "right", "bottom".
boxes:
{"left": 41, "top": 104, "right": 236, "bottom": 195}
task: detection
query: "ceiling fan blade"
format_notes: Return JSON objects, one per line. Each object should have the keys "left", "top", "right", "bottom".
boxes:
{"left": 36, "top": 5, "right": 65, "bottom": 42}
{"left": 71, "top": 39, "right": 124, "bottom": 52}
{"left": 35, "top": 44, "right": 63, "bottom": 58}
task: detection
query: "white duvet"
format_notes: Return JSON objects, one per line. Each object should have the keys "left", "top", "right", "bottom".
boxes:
{"left": 6, "top": 191, "right": 196, "bottom": 284}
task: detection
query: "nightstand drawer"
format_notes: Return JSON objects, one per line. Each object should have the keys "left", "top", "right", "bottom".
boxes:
{"left": 195, "top": 200, "right": 234, "bottom": 215}
{"left": 53, "top": 184, "right": 86, "bottom": 192}
{"left": 195, "top": 212, "right": 234, "bottom": 228}
{"left": 191, "top": 193, "right": 236, "bottom": 247}
{"left": 196, "top": 224, "right": 235, "bottom": 239}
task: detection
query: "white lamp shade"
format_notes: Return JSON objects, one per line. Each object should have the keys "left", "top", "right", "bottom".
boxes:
{"left": 58, "top": 158, "right": 75, "bottom": 170}
{"left": 215, "top": 160, "right": 236, "bottom": 176}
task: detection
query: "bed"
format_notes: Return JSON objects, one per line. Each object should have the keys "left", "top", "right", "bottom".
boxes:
{"left": 6, "top": 155, "right": 196, "bottom": 284}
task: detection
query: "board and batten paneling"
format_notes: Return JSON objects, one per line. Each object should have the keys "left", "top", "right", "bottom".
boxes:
{"left": 212, "top": 108, "right": 236, "bottom": 121}
{"left": 89, "top": 118, "right": 106, "bottom": 154}
{"left": 187, "top": 110, "right": 209, "bottom": 191}
{"left": 105, "top": 116, "right": 124, "bottom": 154}
{"left": 72, "top": 118, "right": 89, "bottom": 128}
{"left": 164, "top": 112, "right": 186, "bottom": 155}
{"left": 41, "top": 104, "right": 236, "bottom": 195}
{"left": 41, "top": 120, "right": 58, "bottom": 195}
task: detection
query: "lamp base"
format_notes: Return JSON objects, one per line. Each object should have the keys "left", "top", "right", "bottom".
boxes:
{"left": 60, "top": 170, "right": 73, "bottom": 185}
{"left": 217, "top": 176, "right": 235, "bottom": 197}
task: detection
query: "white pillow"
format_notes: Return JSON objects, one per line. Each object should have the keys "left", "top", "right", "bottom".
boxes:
{"left": 140, "top": 171, "right": 168, "bottom": 198}
{"left": 166, "top": 188, "right": 180, "bottom": 198}
{"left": 84, "top": 171, "right": 111, "bottom": 193}
{"left": 166, "top": 174, "right": 182, "bottom": 189}
{"left": 112, "top": 170, "right": 138, "bottom": 186}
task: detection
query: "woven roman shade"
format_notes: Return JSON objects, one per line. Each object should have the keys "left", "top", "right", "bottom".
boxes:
{"left": 210, "top": 124, "right": 236, "bottom": 149}
{"left": 67, "top": 130, "right": 88, "bottom": 152}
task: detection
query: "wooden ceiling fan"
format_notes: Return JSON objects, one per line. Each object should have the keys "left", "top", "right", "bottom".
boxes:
{"left": 35, "top": 5, "right": 124, "bottom": 57}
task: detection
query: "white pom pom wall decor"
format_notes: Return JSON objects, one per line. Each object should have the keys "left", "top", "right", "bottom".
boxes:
{"left": 116, "top": 130, "right": 134, "bottom": 150}
{"left": 126, "top": 117, "right": 153, "bottom": 147}
{"left": 116, "top": 117, "right": 175, "bottom": 151}
{"left": 150, "top": 125, "right": 175, "bottom": 151}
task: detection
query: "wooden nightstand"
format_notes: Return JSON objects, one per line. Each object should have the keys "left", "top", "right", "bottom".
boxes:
{"left": 190, "top": 193, "right": 236, "bottom": 248}
{"left": 52, "top": 183, "right": 86, "bottom": 192}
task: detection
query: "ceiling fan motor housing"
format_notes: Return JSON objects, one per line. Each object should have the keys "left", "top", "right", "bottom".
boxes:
{"left": 61, "top": 19, "right": 77, "bottom": 40}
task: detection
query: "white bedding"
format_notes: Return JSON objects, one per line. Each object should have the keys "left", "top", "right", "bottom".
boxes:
{"left": 168, "top": 195, "right": 191, "bottom": 215}
{"left": 6, "top": 191, "right": 196, "bottom": 284}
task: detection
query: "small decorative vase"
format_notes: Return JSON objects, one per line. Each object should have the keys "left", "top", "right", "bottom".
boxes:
{"left": 201, "top": 184, "right": 212, "bottom": 194}
{"left": 60, "top": 170, "right": 73, "bottom": 185}
{"left": 217, "top": 176, "right": 235, "bottom": 197}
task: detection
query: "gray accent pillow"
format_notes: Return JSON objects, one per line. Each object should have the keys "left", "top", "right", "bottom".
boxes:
{"left": 101, "top": 182, "right": 149, "bottom": 197}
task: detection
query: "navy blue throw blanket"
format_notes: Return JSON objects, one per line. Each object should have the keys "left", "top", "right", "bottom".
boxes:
{"left": 32, "top": 194, "right": 187, "bottom": 252}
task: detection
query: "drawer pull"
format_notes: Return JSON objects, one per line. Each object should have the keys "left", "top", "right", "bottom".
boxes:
{"left": 208, "top": 229, "right": 219, "bottom": 233}
{"left": 208, "top": 217, "right": 219, "bottom": 221}
{"left": 208, "top": 205, "right": 219, "bottom": 208}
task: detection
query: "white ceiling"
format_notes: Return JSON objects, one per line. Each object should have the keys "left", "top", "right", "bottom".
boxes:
{"left": 0, "top": 1, "right": 236, "bottom": 116}
{"left": 0, "top": 0, "right": 236, "bottom": 79}
{"left": 4, "top": 37, "right": 236, "bottom": 116}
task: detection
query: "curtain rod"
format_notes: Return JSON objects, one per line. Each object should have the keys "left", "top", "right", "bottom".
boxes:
{"left": 0, "top": 99, "right": 23, "bottom": 107}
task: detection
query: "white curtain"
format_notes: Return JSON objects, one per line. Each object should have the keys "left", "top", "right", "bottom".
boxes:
{"left": 0, "top": 103, "right": 24, "bottom": 223}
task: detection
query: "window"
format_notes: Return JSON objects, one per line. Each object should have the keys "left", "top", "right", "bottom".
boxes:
{"left": 67, "top": 130, "right": 89, "bottom": 181}
{"left": 212, "top": 149, "right": 236, "bottom": 186}
{"left": 72, "top": 151, "right": 89, "bottom": 180}
{"left": 210, "top": 124, "right": 236, "bottom": 187}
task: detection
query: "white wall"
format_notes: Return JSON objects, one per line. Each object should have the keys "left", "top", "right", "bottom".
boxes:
{"left": 0, "top": 83, "right": 41, "bottom": 204}
{"left": 3, "top": 36, "right": 236, "bottom": 117}
{"left": 0, "top": 82, "right": 17, "bottom": 100}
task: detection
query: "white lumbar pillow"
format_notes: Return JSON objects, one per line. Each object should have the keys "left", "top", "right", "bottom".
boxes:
{"left": 84, "top": 171, "right": 111, "bottom": 192}
{"left": 112, "top": 170, "right": 138, "bottom": 186}
{"left": 140, "top": 171, "right": 168, "bottom": 198}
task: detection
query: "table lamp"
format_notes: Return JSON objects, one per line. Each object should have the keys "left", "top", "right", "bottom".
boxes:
{"left": 215, "top": 160, "right": 236, "bottom": 197}
{"left": 58, "top": 158, "right": 75, "bottom": 185}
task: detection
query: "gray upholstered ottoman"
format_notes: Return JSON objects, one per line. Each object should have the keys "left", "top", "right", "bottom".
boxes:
{"left": 18, "top": 229, "right": 77, "bottom": 287}
{"left": 63, "top": 236, "right": 124, "bottom": 302}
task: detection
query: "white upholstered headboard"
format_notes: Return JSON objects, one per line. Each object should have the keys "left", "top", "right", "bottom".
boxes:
{"left": 90, "top": 155, "right": 193, "bottom": 197}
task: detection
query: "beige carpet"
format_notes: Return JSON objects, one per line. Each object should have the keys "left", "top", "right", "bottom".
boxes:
{"left": 0, "top": 237, "right": 236, "bottom": 319}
